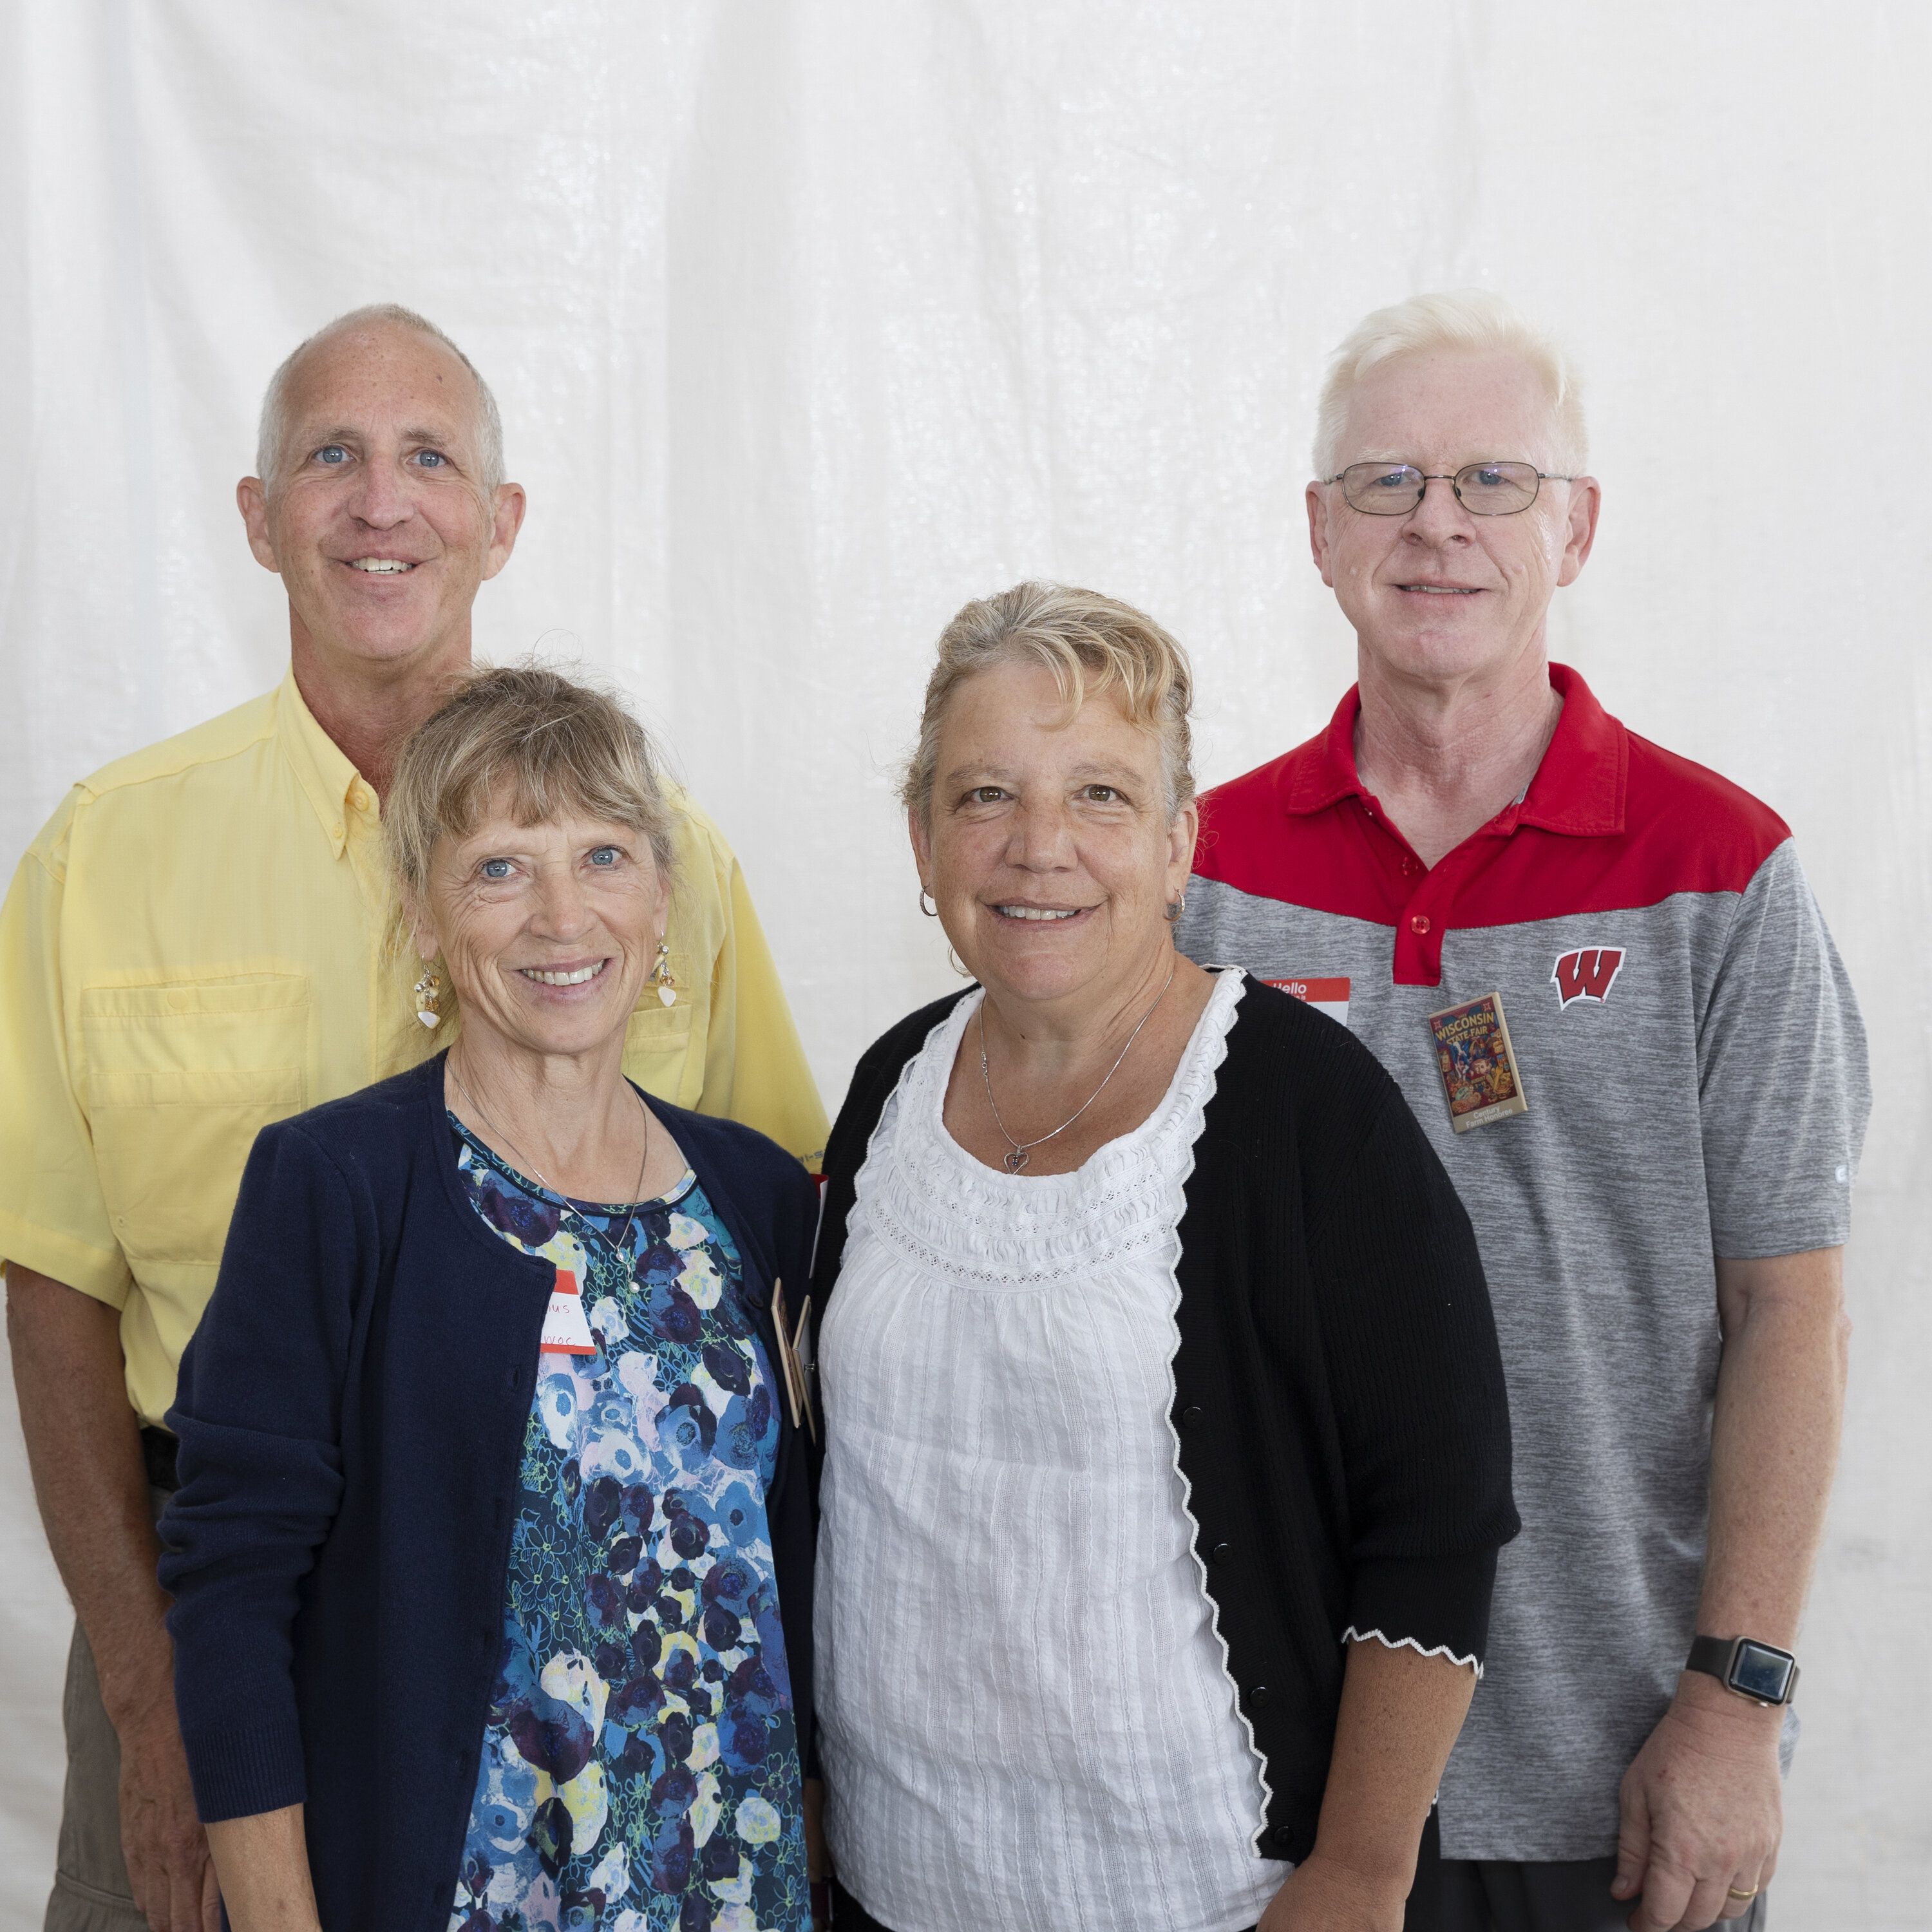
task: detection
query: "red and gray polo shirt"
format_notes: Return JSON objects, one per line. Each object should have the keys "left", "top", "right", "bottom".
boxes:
{"left": 1177, "top": 662, "right": 1870, "bottom": 1862}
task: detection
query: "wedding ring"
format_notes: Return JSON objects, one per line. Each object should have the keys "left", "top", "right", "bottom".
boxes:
{"left": 1727, "top": 1886, "right": 1759, "bottom": 1900}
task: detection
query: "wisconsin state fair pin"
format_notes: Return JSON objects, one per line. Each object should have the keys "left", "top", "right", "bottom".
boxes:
{"left": 1425, "top": 990, "right": 1530, "bottom": 1133}
{"left": 541, "top": 1267, "right": 597, "bottom": 1356}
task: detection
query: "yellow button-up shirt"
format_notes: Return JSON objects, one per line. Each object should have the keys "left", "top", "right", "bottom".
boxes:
{"left": 0, "top": 670, "right": 827, "bottom": 1426}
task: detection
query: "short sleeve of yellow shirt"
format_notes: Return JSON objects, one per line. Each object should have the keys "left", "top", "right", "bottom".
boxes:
{"left": 0, "top": 672, "right": 827, "bottom": 1426}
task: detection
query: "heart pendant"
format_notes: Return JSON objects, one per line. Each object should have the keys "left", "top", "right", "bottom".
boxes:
{"left": 658, "top": 984, "right": 677, "bottom": 1007}
{"left": 1003, "top": 1148, "right": 1028, "bottom": 1173}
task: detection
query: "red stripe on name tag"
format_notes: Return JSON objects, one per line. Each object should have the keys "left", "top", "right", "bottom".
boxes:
{"left": 1264, "top": 977, "right": 1350, "bottom": 1003}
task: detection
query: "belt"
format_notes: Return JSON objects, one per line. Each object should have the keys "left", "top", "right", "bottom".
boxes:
{"left": 140, "top": 1426, "right": 179, "bottom": 1493}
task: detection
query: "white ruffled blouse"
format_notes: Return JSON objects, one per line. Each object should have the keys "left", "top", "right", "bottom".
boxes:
{"left": 815, "top": 969, "right": 1284, "bottom": 1932}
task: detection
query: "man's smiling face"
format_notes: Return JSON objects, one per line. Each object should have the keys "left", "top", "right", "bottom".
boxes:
{"left": 239, "top": 319, "right": 524, "bottom": 673}
{"left": 1306, "top": 350, "right": 1596, "bottom": 691}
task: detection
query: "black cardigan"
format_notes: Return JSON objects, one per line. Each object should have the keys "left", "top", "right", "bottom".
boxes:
{"left": 158, "top": 1056, "right": 819, "bottom": 1929}
{"left": 809, "top": 975, "right": 1519, "bottom": 1862}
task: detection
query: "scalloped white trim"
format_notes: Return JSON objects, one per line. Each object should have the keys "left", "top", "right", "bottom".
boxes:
{"left": 1342, "top": 1625, "right": 1483, "bottom": 1680}
{"left": 1155, "top": 974, "right": 1278, "bottom": 1855}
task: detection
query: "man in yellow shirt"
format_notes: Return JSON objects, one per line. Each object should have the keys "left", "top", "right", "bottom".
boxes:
{"left": 0, "top": 304, "right": 826, "bottom": 1932}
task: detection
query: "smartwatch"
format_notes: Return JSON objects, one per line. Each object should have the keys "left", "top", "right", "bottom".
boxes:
{"left": 1685, "top": 1634, "right": 1800, "bottom": 1707}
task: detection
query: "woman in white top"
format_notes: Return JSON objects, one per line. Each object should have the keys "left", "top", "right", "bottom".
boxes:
{"left": 807, "top": 584, "right": 1519, "bottom": 1932}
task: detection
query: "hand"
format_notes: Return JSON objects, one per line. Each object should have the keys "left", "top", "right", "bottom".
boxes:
{"left": 116, "top": 1696, "right": 223, "bottom": 1932}
{"left": 1257, "top": 1850, "right": 1407, "bottom": 1932}
{"left": 1613, "top": 1676, "right": 1782, "bottom": 1930}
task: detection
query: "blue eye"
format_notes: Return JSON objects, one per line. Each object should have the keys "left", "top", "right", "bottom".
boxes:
{"left": 316, "top": 445, "right": 348, "bottom": 466}
{"left": 415, "top": 450, "right": 446, "bottom": 468}
{"left": 480, "top": 858, "right": 513, "bottom": 880}
{"left": 589, "top": 847, "right": 620, "bottom": 867}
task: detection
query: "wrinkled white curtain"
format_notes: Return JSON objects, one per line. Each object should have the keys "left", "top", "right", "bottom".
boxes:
{"left": 2, "top": 1, "right": 1927, "bottom": 1920}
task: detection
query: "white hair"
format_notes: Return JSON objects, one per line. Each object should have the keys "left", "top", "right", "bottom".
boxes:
{"left": 1311, "top": 290, "right": 1587, "bottom": 478}
{"left": 254, "top": 303, "right": 506, "bottom": 497}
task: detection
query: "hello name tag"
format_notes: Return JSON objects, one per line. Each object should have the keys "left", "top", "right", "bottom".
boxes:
{"left": 1264, "top": 976, "right": 1351, "bottom": 1028}
{"left": 541, "top": 1267, "right": 597, "bottom": 1356}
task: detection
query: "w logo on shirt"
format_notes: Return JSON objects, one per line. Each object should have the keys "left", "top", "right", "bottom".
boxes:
{"left": 1551, "top": 947, "right": 1625, "bottom": 1007}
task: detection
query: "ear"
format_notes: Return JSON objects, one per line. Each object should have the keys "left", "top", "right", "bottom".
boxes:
{"left": 907, "top": 807, "right": 935, "bottom": 892}
{"left": 1556, "top": 475, "right": 1602, "bottom": 587}
{"left": 399, "top": 891, "right": 439, "bottom": 965}
{"left": 1306, "top": 481, "right": 1337, "bottom": 587}
{"left": 237, "top": 476, "right": 281, "bottom": 573}
{"left": 482, "top": 482, "right": 529, "bottom": 582}
{"left": 1166, "top": 799, "right": 1200, "bottom": 902}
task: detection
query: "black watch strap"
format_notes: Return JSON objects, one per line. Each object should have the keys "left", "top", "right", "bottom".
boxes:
{"left": 1685, "top": 1633, "right": 1800, "bottom": 1707}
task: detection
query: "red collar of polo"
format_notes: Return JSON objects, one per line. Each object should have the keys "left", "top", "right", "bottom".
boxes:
{"left": 1280, "top": 661, "right": 1627, "bottom": 840}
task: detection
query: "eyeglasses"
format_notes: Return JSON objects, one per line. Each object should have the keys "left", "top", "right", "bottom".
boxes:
{"left": 1325, "top": 461, "right": 1575, "bottom": 516}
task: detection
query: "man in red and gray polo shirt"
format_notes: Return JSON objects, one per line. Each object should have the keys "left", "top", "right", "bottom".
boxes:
{"left": 1179, "top": 292, "right": 1869, "bottom": 1932}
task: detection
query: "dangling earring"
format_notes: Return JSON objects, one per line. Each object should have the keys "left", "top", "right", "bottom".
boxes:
{"left": 947, "top": 946, "right": 974, "bottom": 980}
{"left": 651, "top": 937, "right": 677, "bottom": 1007}
{"left": 412, "top": 965, "right": 444, "bottom": 1030}
{"left": 919, "top": 889, "right": 940, "bottom": 917}
{"left": 1164, "top": 890, "right": 1188, "bottom": 923}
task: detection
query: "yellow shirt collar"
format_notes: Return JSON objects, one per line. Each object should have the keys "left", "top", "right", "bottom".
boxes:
{"left": 274, "top": 667, "right": 377, "bottom": 857}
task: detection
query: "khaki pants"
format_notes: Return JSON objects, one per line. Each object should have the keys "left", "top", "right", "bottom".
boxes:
{"left": 46, "top": 1617, "right": 146, "bottom": 1931}
{"left": 46, "top": 1482, "right": 177, "bottom": 1932}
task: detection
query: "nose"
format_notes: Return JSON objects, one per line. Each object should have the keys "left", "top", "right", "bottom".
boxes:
{"left": 1005, "top": 795, "right": 1076, "bottom": 871}
{"left": 1403, "top": 473, "right": 1474, "bottom": 546}
{"left": 344, "top": 454, "right": 415, "bottom": 531}
{"left": 529, "top": 862, "right": 595, "bottom": 940}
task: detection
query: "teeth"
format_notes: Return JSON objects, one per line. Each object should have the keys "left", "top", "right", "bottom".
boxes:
{"left": 1406, "top": 585, "right": 1475, "bottom": 594}
{"left": 350, "top": 558, "right": 413, "bottom": 573}
{"left": 522, "top": 963, "right": 604, "bottom": 985}
{"left": 998, "top": 905, "right": 1080, "bottom": 921}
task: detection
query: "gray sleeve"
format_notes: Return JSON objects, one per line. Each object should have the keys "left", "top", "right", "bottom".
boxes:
{"left": 1699, "top": 840, "right": 1871, "bottom": 1258}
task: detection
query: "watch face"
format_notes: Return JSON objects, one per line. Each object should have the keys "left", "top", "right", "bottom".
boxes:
{"left": 1730, "top": 1642, "right": 1795, "bottom": 1703}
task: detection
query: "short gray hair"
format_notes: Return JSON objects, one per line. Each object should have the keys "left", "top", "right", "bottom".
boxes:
{"left": 1312, "top": 289, "right": 1587, "bottom": 478}
{"left": 254, "top": 303, "right": 506, "bottom": 497}
{"left": 900, "top": 582, "right": 1196, "bottom": 829}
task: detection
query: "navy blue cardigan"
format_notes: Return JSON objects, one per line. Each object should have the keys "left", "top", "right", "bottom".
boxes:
{"left": 158, "top": 1055, "right": 819, "bottom": 1930}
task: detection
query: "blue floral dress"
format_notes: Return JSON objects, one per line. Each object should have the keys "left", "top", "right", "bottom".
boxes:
{"left": 444, "top": 1117, "right": 810, "bottom": 1932}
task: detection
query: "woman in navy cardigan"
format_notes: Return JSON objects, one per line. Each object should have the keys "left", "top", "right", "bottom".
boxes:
{"left": 159, "top": 669, "right": 820, "bottom": 1932}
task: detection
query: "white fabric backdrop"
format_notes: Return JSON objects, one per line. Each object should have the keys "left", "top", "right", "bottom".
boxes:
{"left": 3, "top": 2, "right": 1927, "bottom": 1921}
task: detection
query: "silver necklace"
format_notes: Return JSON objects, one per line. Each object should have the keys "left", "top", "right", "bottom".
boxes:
{"left": 448, "top": 1057, "right": 652, "bottom": 1261}
{"left": 978, "top": 960, "right": 1176, "bottom": 1173}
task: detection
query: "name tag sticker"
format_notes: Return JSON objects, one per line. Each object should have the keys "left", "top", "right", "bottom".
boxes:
{"left": 1265, "top": 976, "right": 1351, "bottom": 1028}
{"left": 542, "top": 1267, "right": 597, "bottom": 1356}
{"left": 1425, "top": 991, "right": 1530, "bottom": 1133}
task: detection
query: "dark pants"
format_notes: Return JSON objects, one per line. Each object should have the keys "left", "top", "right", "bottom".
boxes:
{"left": 829, "top": 1876, "right": 1257, "bottom": 1931}
{"left": 1406, "top": 1810, "right": 1768, "bottom": 1932}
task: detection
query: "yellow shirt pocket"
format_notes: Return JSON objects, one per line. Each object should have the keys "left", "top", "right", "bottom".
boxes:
{"left": 81, "top": 975, "right": 310, "bottom": 1267}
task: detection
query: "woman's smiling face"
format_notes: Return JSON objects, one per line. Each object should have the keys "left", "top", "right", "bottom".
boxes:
{"left": 419, "top": 789, "right": 667, "bottom": 1063}
{"left": 913, "top": 656, "right": 1195, "bottom": 1010}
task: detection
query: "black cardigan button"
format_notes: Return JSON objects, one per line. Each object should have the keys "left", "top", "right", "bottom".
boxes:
{"left": 1271, "top": 1824, "right": 1295, "bottom": 1851}
{"left": 1179, "top": 1405, "right": 1203, "bottom": 1428}
{"left": 1249, "top": 1684, "right": 1272, "bottom": 1709}
{"left": 1209, "top": 1540, "right": 1232, "bottom": 1564}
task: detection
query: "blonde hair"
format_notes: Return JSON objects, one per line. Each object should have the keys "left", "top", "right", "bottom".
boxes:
{"left": 256, "top": 302, "right": 506, "bottom": 497}
{"left": 1311, "top": 290, "right": 1587, "bottom": 478}
{"left": 900, "top": 582, "right": 1195, "bottom": 828}
{"left": 384, "top": 664, "right": 678, "bottom": 914}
